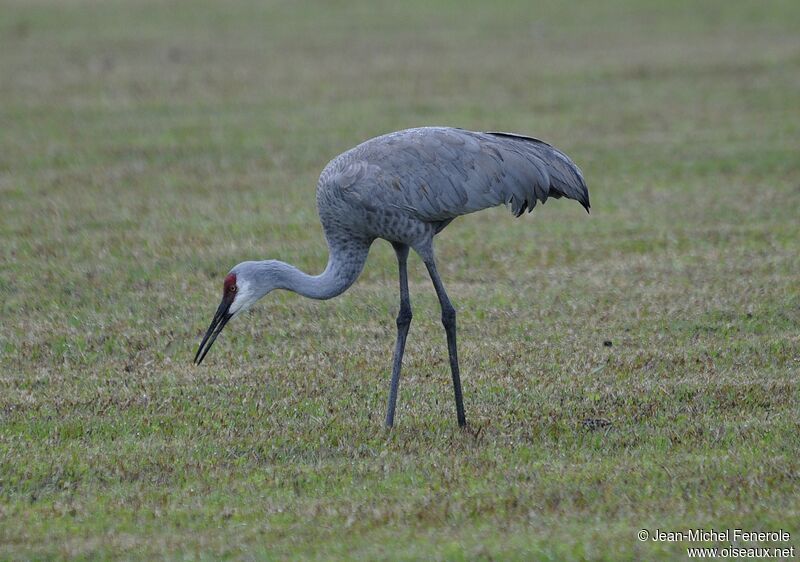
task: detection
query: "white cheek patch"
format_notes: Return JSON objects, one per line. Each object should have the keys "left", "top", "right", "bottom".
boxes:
{"left": 229, "top": 279, "right": 254, "bottom": 317}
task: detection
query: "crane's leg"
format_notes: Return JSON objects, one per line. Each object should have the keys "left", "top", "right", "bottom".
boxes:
{"left": 385, "top": 242, "right": 412, "bottom": 428}
{"left": 421, "top": 253, "right": 467, "bottom": 427}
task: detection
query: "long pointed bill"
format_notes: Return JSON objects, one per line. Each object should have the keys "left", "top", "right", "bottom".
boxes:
{"left": 194, "top": 297, "right": 234, "bottom": 365}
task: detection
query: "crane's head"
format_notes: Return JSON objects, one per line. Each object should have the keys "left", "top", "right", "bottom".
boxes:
{"left": 194, "top": 262, "right": 271, "bottom": 365}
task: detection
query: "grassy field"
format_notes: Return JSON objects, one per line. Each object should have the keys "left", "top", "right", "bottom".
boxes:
{"left": 1, "top": 0, "right": 799, "bottom": 559}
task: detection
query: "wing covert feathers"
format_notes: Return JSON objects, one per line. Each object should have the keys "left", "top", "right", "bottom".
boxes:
{"left": 324, "top": 127, "right": 590, "bottom": 223}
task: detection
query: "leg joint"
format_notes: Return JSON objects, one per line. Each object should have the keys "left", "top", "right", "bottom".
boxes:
{"left": 441, "top": 305, "right": 456, "bottom": 327}
{"left": 396, "top": 308, "right": 413, "bottom": 327}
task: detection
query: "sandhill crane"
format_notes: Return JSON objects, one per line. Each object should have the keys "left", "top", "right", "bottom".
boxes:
{"left": 195, "top": 127, "right": 589, "bottom": 428}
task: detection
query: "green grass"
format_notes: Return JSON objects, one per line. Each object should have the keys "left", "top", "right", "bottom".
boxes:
{"left": 1, "top": 0, "right": 799, "bottom": 559}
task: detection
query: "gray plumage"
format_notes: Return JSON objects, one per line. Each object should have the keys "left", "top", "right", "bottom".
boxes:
{"left": 321, "top": 127, "right": 588, "bottom": 223}
{"left": 195, "top": 127, "right": 590, "bottom": 428}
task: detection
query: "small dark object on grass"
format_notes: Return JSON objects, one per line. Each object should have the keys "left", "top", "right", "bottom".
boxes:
{"left": 582, "top": 418, "right": 612, "bottom": 430}
{"left": 603, "top": 340, "right": 613, "bottom": 347}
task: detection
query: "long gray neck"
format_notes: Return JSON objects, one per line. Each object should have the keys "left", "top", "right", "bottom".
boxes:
{"left": 260, "top": 240, "right": 370, "bottom": 301}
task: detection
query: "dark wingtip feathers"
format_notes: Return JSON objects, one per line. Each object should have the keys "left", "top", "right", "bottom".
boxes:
{"left": 579, "top": 188, "right": 591, "bottom": 214}
{"left": 485, "top": 131, "right": 552, "bottom": 147}
{"left": 485, "top": 131, "right": 590, "bottom": 217}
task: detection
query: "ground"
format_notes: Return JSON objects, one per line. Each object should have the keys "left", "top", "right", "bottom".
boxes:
{"left": 1, "top": 0, "right": 799, "bottom": 559}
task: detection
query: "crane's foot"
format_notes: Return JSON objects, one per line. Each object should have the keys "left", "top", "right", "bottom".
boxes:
{"left": 459, "top": 421, "right": 482, "bottom": 439}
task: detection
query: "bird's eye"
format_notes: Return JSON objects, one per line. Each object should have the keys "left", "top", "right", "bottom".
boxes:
{"left": 229, "top": 285, "right": 237, "bottom": 293}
